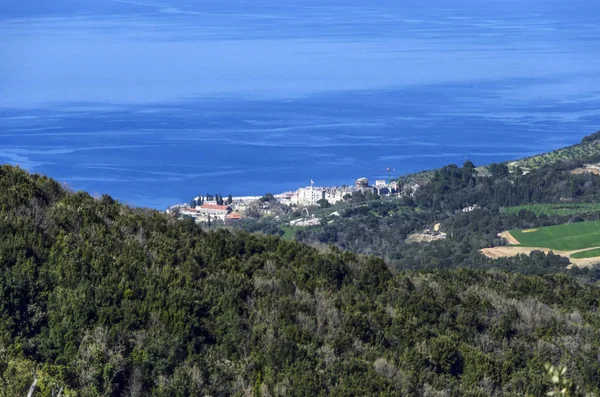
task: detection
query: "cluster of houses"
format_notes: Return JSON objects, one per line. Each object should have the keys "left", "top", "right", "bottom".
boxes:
{"left": 166, "top": 176, "right": 420, "bottom": 225}
{"left": 167, "top": 202, "right": 242, "bottom": 224}
{"left": 275, "top": 177, "right": 401, "bottom": 207}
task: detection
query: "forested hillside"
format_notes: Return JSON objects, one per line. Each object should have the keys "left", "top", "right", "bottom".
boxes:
{"left": 512, "top": 130, "right": 600, "bottom": 170}
{"left": 2, "top": 165, "right": 600, "bottom": 396}
{"left": 243, "top": 156, "right": 600, "bottom": 273}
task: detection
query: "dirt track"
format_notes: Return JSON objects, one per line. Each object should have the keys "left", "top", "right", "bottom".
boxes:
{"left": 482, "top": 230, "right": 600, "bottom": 268}
{"left": 499, "top": 231, "right": 520, "bottom": 245}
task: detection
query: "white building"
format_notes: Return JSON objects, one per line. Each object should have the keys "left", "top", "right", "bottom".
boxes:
{"left": 179, "top": 204, "right": 233, "bottom": 222}
{"left": 290, "top": 186, "right": 324, "bottom": 206}
{"left": 323, "top": 186, "right": 354, "bottom": 204}
{"left": 166, "top": 203, "right": 187, "bottom": 215}
{"left": 231, "top": 196, "right": 262, "bottom": 203}
{"left": 198, "top": 204, "right": 232, "bottom": 221}
{"left": 275, "top": 191, "right": 294, "bottom": 205}
{"left": 289, "top": 185, "right": 355, "bottom": 206}
{"left": 290, "top": 217, "right": 321, "bottom": 227}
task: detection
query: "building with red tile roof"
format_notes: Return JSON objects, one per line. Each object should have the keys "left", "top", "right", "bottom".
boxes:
{"left": 195, "top": 204, "right": 232, "bottom": 221}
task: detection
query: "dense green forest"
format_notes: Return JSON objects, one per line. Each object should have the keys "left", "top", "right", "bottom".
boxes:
{"left": 2, "top": 162, "right": 600, "bottom": 395}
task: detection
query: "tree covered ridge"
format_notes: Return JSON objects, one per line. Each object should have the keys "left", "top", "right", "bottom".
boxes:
{"left": 259, "top": 151, "right": 600, "bottom": 273}
{"left": 1, "top": 165, "right": 600, "bottom": 396}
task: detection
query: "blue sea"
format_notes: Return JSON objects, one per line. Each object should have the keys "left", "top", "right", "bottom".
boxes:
{"left": 1, "top": 0, "right": 600, "bottom": 208}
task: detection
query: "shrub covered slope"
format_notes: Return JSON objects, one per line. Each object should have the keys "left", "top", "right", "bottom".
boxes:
{"left": 2, "top": 165, "right": 600, "bottom": 396}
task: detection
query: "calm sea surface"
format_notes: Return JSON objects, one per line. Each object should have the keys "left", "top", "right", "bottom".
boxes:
{"left": 1, "top": 0, "right": 599, "bottom": 208}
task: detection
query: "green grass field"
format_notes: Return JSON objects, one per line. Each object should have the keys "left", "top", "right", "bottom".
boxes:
{"left": 502, "top": 203, "right": 600, "bottom": 217}
{"left": 571, "top": 248, "right": 600, "bottom": 259}
{"left": 510, "top": 220, "right": 600, "bottom": 251}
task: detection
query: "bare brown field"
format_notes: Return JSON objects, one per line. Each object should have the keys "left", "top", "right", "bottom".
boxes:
{"left": 571, "top": 166, "right": 600, "bottom": 175}
{"left": 481, "top": 245, "right": 600, "bottom": 268}
{"left": 499, "top": 231, "right": 520, "bottom": 245}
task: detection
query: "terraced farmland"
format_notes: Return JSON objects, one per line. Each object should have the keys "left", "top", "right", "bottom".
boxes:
{"left": 502, "top": 203, "right": 600, "bottom": 216}
{"left": 511, "top": 140, "right": 600, "bottom": 170}
{"left": 510, "top": 220, "right": 600, "bottom": 251}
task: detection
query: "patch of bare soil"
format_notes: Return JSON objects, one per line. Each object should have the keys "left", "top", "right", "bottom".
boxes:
{"left": 480, "top": 246, "right": 600, "bottom": 268}
{"left": 498, "top": 231, "right": 520, "bottom": 245}
{"left": 571, "top": 164, "right": 600, "bottom": 175}
{"left": 406, "top": 233, "right": 446, "bottom": 244}
{"left": 480, "top": 246, "right": 546, "bottom": 259}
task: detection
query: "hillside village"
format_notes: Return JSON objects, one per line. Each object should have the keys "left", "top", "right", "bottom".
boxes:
{"left": 166, "top": 176, "right": 415, "bottom": 225}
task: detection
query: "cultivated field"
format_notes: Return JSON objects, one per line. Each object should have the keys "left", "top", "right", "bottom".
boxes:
{"left": 511, "top": 140, "right": 600, "bottom": 170}
{"left": 481, "top": 221, "right": 600, "bottom": 267}
{"left": 509, "top": 220, "right": 600, "bottom": 251}
{"left": 502, "top": 203, "right": 600, "bottom": 217}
